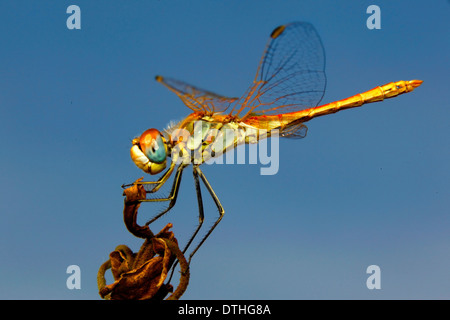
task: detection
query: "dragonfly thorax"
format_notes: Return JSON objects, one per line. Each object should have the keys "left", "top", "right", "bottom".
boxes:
{"left": 167, "top": 118, "right": 270, "bottom": 166}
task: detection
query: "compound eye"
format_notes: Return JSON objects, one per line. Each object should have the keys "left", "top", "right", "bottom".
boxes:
{"left": 139, "top": 128, "right": 167, "bottom": 164}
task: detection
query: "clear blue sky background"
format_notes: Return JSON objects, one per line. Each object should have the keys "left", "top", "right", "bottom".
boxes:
{"left": 0, "top": 0, "right": 448, "bottom": 299}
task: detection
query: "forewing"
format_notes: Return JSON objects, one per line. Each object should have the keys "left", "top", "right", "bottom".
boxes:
{"left": 155, "top": 75, "right": 238, "bottom": 114}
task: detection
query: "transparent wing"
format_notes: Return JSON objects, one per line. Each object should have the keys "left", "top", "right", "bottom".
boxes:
{"left": 279, "top": 122, "right": 308, "bottom": 139}
{"left": 155, "top": 75, "right": 238, "bottom": 114}
{"left": 232, "top": 22, "right": 327, "bottom": 118}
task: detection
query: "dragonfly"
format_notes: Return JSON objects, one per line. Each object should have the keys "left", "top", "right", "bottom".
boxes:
{"left": 125, "top": 22, "right": 422, "bottom": 266}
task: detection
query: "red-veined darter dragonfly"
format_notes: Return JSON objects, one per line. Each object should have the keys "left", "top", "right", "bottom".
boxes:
{"left": 124, "top": 22, "right": 422, "bottom": 264}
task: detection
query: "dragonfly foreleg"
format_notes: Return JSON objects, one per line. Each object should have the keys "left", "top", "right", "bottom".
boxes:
{"left": 122, "top": 163, "right": 176, "bottom": 194}
{"left": 143, "top": 164, "right": 187, "bottom": 225}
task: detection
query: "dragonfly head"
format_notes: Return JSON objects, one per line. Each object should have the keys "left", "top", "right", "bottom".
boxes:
{"left": 130, "top": 128, "right": 168, "bottom": 175}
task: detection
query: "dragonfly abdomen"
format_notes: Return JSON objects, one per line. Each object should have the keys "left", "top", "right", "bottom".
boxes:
{"left": 288, "top": 79, "right": 423, "bottom": 123}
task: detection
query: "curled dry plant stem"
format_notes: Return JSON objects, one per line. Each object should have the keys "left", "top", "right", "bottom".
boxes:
{"left": 97, "top": 178, "right": 190, "bottom": 300}
{"left": 164, "top": 238, "right": 189, "bottom": 300}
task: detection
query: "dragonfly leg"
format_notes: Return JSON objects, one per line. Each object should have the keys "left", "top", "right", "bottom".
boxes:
{"left": 143, "top": 164, "right": 187, "bottom": 226}
{"left": 167, "top": 165, "right": 205, "bottom": 282}
{"left": 187, "top": 165, "right": 225, "bottom": 265}
{"left": 182, "top": 166, "right": 205, "bottom": 254}
{"left": 122, "top": 162, "right": 176, "bottom": 194}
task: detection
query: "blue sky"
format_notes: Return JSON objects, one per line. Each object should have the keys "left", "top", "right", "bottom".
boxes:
{"left": 0, "top": 0, "right": 449, "bottom": 299}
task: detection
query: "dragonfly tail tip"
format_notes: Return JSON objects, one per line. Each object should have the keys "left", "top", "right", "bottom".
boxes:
{"left": 409, "top": 79, "right": 423, "bottom": 88}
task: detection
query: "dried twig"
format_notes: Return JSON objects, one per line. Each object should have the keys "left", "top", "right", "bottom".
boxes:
{"left": 97, "top": 178, "right": 189, "bottom": 300}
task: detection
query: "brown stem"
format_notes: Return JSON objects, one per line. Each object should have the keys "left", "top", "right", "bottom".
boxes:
{"left": 97, "top": 259, "right": 112, "bottom": 299}
{"left": 123, "top": 179, "right": 154, "bottom": 239}
{"left": 164, "top": 238, "right": 190, "bottom": 300}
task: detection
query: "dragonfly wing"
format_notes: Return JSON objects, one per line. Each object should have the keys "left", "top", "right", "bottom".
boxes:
{"left": 155, "top": 75, "right": 238, "bottom": 114}
{"left": 279, "top": 122, "right": 308, "bottom": 139}
{"left": 232, "top": 22, "right": 326, "bottom": 118}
